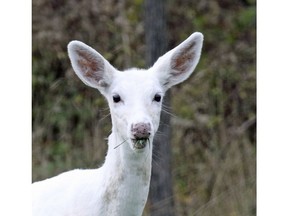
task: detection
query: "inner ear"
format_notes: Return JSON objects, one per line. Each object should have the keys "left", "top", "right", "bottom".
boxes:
{"left": 171, "top": 41, "right": 196, "bottom": 75}
{"left": 152, "top": 32, "right": 203, "bottom": 90}
{"left": 68, "top": 41, "right": 115, "bottom": 91}
{"left": 75, "top": 48, "right": 107, "bottom": 88}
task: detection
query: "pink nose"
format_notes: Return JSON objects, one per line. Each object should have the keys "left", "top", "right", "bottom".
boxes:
{"left": 131, "top": 123, "right": 151, "bottom": 139}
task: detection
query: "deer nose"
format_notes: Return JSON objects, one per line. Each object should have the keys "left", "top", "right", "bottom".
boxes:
{"left": 131, "top": 123, "right": 151, "bottom": 139}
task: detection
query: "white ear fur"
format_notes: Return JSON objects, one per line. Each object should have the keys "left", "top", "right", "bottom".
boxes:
{"left": 67, "top": 41, "right": 116, "bottom": 92}
{"left": 152, "top": 32, "right": 204, "bottom": 90}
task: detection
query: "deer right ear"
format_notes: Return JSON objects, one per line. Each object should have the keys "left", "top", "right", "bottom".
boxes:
{"left": 152, "top": 32, "right": 204, "bottom": 91}
{"left": 67, "top": 41, "right": 116, "bottom": 91}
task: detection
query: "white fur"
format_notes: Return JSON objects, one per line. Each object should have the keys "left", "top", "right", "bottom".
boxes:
{"left": 32, "top": 32, "right": 204, "bottom": 216}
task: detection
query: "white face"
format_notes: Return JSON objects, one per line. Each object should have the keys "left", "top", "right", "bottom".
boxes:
{"left": 68, "top": 32, "right": 203, "bottom": 153}
{"left": 105, "top": 69, "right": 164, "bottom": 151}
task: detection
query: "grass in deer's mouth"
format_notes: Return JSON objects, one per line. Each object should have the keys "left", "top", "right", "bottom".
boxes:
{"left": 132, "top": 138, "right": 148, "bottom": 149}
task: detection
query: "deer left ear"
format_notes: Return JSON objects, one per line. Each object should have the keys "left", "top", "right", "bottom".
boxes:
{"left": 67, "top": 40, "right": 116, "bottom": 93}
{"left": 152, "top": 32, "right": 204, "bottom": 90}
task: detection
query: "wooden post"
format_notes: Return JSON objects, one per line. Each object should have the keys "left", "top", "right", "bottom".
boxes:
{"left": 144, "top": 0, "right": 175, "bottom": 215}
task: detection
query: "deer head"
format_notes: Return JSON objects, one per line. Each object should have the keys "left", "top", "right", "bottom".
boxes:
{"left": 67, "top": 32, "right": 203, "bottom": 153}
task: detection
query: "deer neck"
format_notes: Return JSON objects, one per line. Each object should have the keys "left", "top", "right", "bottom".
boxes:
{"left": 100, "top": 131, "right": 153, "bottom": 214}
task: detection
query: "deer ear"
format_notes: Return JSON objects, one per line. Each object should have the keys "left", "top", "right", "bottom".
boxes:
{"left": 67, "top": 41, "right": 116, "bottom": 92}
{"left": 153, "top": 32, "right": 204, "bottom": 90}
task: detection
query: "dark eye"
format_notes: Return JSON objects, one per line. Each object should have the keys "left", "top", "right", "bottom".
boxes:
{"left": 154, "top": 94, "right": 162, "bottom": 102}
{"left": 113, "top": 94, "right": 121, "bottom": 103}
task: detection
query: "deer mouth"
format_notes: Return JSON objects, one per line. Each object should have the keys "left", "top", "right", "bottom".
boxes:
{"left": 132, "top": 138, "right": 149, "bottom": 149}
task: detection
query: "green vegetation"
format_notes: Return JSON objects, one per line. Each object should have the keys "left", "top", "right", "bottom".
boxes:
{"left": 33, "top": 0, "right": 256, "bottom": 215}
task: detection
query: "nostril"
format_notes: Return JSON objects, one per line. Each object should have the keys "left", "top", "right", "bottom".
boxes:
{"left": 131, "top": 122, "right": 151, "bottom": 139}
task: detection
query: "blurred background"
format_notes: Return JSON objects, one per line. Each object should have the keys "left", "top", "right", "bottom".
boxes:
{"left": 32, "top": 0, "right": 256, "bottom": 215}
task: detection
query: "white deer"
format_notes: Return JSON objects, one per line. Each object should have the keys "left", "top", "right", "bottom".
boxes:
{"left": 32, "top": 32, "right": 203, "bottom": 216}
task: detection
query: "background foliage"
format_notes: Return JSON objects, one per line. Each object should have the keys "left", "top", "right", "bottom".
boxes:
{"left": 32, "top": 0, "right": 256, "bottom": 215}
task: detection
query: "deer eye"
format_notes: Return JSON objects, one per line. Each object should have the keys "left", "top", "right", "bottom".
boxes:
{"left": 112, "top": 94, "right": 121, "bottom": 103}
{"left": 153, "top": 94, "right": 162, "bottom": 102}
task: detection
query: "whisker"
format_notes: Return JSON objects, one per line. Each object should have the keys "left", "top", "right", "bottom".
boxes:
{"left": 161, "top": 103, "right": 172, "bottom": 110}
{"left": 152, "top": 157, "right": 162, "bottom": 169}
{"left": 162, "top": 103, "right": 175, "bottom": 114}
{"left": 151, "top": 148, "right": 163, "bottom": 169}
{"left": 161, "top": 108, "right": 177, "bottom": 118}
{"left": 157, "top": 129, "right": 168, "bottom": 134}
{"left": 154, "top": 134, "right": 167, "bottom": 141}
{"left": 158, "top": 121, "right": 172, "bottom": 128}
{"left": 99, "top": 112, "right": 111, "bottom": 122}
{"left": 145, "top": 138, "right": 151, "bottom": 162}
{"left": 100, "top": 106, "right": 110, "bottom": 112}
{"left": 98, "top": 106, "right": 111, "bottom": 122}
{"left": 114, "top": 138, "right": 129, "bottom": 149}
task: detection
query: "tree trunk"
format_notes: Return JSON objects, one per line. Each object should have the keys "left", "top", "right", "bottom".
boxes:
{"left": 144, "top": 0, "right": 175, "bottom": 215}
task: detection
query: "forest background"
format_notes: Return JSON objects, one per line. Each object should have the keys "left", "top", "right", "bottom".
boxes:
{"left": 32, "top": 0, "right": 256, "bottom": 215}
